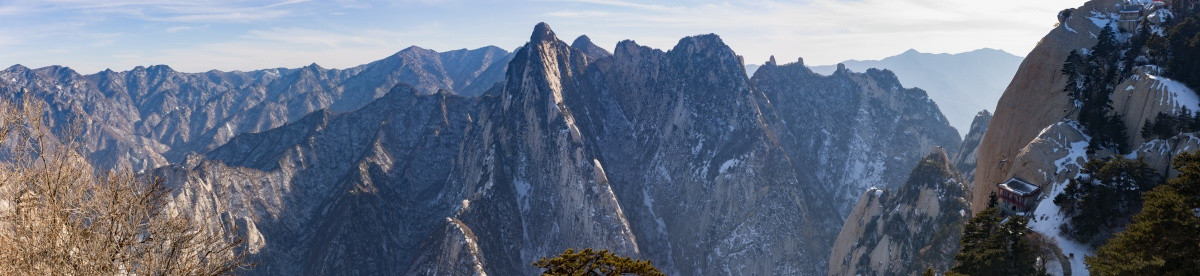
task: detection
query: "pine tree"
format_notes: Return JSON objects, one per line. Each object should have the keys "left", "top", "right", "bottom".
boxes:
{"left": 1168, "top": 151, "right": 1200, "bottom": 206}
{"left": 533, "top": 248, "right": 665, "bottom": 276}
{"left": 1085, "top": 186, "right": 1200, "bottom": 274}
{"left": 1165, "top": 17, "right": 1200, "bottom": 92}
{"left": 1086, "top": 152, "right": 1200, "bottom": 274}
{"left": 951, "top": 208, "right": 1041, "bottom": 275}
{"left": 1057, "top": 157, "right": 1160, "bottom": 244}
{"left": 1064, "top": 25, "right": 1130, "bottom": 154}
{"left": 1063, "top": 50, "right": 1084, "bottom": 104}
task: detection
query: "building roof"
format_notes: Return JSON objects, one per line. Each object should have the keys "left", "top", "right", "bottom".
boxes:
{"left": 999, "top": 177, "right": 1040, "bottom": 196}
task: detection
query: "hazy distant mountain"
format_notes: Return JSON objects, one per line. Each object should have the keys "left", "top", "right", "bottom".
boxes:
{"left": 745, "top": 63, "right": 760, "bottom": 75}
{"left": 810, "top": 48, "right": 1022, "bottom": 135}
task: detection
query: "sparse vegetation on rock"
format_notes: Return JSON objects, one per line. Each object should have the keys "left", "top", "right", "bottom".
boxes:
{"left": 0, "top": 97, "right": 249, "bottom": 275}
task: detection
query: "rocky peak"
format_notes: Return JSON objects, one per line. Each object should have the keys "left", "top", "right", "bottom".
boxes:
{"left": 751, "top": 56, "right": 817, "bottom": 79}
{"left": 670, "top": 34, "right": 732, "bottom": 58}
{"left": 0, "top": 64, "right": 34, "bottom": 82}
{"left": 32, "top": 65, "right": 80, "bottom": 80}
{"left": 396, "top": 45, "right": 433, "bottom": 56}
{"left": 612, "top": 40, "right": 658, "bottom": 59}
{"left": 666, "top": 34, "right": 745, "bottom": 88}
{"left": 954, "top": 110, "right": 990, "bottom": 182}
{"left": 530, "top": 22, "right": 556, "bottom": 43}
{"left": 828, "top": 146, "right": 970, "bottom": 275}
{"left": 3, "top": 64, "right": 29, "bottom": 73}
{"left": 571, "top": 35, "right": 611, "bottom": 59}
{"left": 145, "top": 64, "right": 175, "bottom": 76}
{"left": 863, "top": 68, "right": 905, "bottom": 90}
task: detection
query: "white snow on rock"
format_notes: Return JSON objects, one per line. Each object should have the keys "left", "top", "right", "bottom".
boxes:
{"left": 1088, "top": 10, "right": 1114, "bottom": 28}
{"left": 1147, "top": 74, "right": 1200, "bottom": 111}
{"left": 1054, "top": 139, "right": 1090, "bottom": 175}
{"left": 719, "top": 158, "right": 742, "bottom": 175}
{"left": 1028, "top": 179, "right": 1093, "bottom": 276}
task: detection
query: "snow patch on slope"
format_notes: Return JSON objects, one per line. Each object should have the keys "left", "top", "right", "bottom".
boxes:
{"left": 1029, "top": 121, "right": 1093, "bottom": 275}
{"left": 1147, "top": 74, "right": 1200, "bottom": 111}
{"left": 1028, "top": 179, "right": 1093, "bottom": 276}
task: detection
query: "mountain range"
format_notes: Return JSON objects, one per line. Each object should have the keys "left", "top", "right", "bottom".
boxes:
{"left": 809, "top": 48, "right": 1022, "bottom": 135}
{"left": 0, "top": 46, "right": 513, "bottom": 171}
{"left": 3, "top": 23, "right": 971, "bottom": 275}
{"left": 151, "top": 23, "right": 959, "bottom": 275}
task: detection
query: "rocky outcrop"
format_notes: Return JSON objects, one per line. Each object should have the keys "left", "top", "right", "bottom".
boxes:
{"left": 1111, "top": 65, "right": 1200, "bottom": 146}
{"left": 414, "top": 23, "right": 642, "bottom": 276}
{"left": 155, "top": 85, "right": 482, "bottom": 275}
{"left": 828, "top": 148, "right": 971, "bottom": 276}
{"left": 955, "top": 110, "right": 991, "bottom": 183}
{"left": 571, "top": 35, "right": 612, "bottom": 60}
{"left": 972, "top": 0, "right": 1123, "bottom": 212}
{"left": 753, "top": 59, "right": 962, "bottom": 217}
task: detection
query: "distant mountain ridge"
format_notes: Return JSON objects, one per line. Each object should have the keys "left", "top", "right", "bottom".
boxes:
{"left": 0, "top": 46, "right": 514, "bottom": 171}
{"left": 810, "top": 48, "right": 1022, "bottom": 135}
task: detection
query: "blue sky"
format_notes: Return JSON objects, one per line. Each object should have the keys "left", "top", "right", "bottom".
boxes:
{"left": 0, "top": 0, "right": 1088, "bottom": 73}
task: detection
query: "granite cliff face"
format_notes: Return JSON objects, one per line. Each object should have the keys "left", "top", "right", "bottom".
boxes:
{"left": 971, "top": 0, "right": 1121, "bottom": 211}
{"left": 753, "top": 59, "right": 963, "bottom": 217}
{"left": 828, "top": 148, "right": 971, "bottom": 276}
{"left": 968, "top": 0, "right": 1199, "bottom": 273}
{"left": 8, "top": 23, "right": 967, "bottom": 275}
{"left": 155, "top": 84, "right": 482, "bottom": 275}
{"left": 955, "top": 110, "right": 991, "bottom": 183}
{"left": 413, "top": 24, "right": 644, "bottom": 275}
{"left": 411, "top": 24, "right": 960, "bottom": 275}
{"left": 0, "top": 46, "right": 511, "bottom": 171}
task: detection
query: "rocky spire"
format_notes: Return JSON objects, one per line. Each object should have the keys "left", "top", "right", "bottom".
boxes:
{"left": 530, "top": 22, "right": 556, "bottom": 43}
{"left": 571, "top": 35, "right": 612, "bottom": 59}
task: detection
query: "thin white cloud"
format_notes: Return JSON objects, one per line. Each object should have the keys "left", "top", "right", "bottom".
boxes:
{"left": 0, "top": 0, "right": 311, "bottom": 22}
{"left": 560, "top": 0, "right": 671, "bottom": 11}
{"left": 165, "top": 26, "right": 194, "bottom": 32}
{"left": 244, "top": 28, "right": 395, "bottom": 47}
{"left": 0, "top": 35, "right": 17, "bottom": 46}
